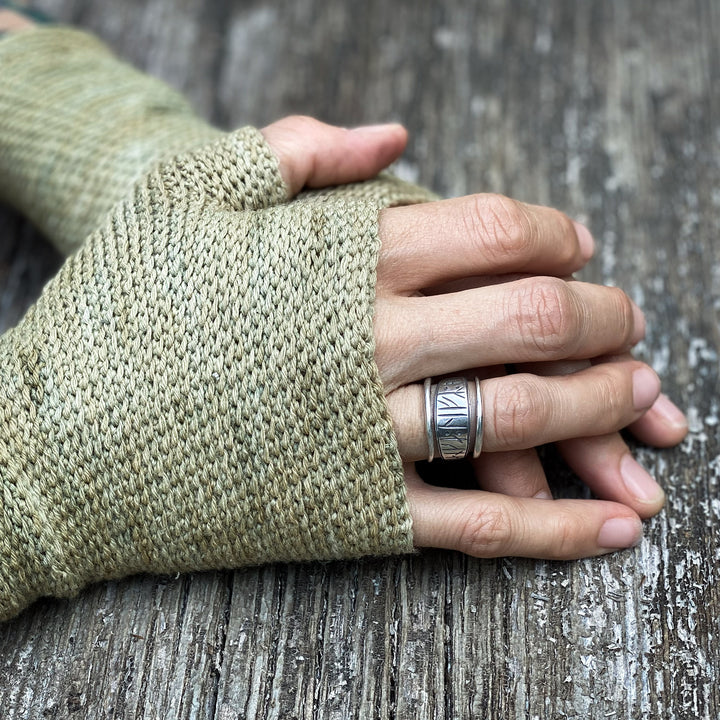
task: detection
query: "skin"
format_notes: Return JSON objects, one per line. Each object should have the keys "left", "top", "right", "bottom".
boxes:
{"left": 0, "top": 9, "right": 34, "bottom": 32}
{"left": 2, "top": 15, "right": 689, "bottom": 561}
{"left": 261, "top": 116, "right": 688, "bottom": 560}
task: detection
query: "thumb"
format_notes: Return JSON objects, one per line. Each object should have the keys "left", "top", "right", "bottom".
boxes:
{"left": 260, "top": 115, "right": 408, "bottom": 197}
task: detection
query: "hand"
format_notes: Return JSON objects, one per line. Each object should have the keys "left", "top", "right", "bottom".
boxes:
{"left": 260, "top": 115, "right": 688, "bottom": 561}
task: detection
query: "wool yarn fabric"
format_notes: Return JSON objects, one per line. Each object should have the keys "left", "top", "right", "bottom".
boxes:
{"left": 0, "top": 28, "right": 435, "bottom": 620}
{"left": 0, "top": 28, "right": 224, "bottom": 255}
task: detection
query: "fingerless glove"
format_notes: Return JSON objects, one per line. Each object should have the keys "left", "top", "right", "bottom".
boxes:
{"left": 0, "top": 28, "right": 434, "bottom": 621}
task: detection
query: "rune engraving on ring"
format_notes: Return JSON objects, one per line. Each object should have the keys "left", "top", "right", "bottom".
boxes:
{"left": 435, "top": 377, "right": 471, "bottom": 460}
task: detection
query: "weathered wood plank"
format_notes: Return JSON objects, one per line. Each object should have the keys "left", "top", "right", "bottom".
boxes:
{"left": 0, "top": 0, "right": 718, "bottom": 717}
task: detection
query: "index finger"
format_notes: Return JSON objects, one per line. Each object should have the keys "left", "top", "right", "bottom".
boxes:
{"left": 378, "top": 193, "right": 594, "bottom": 294}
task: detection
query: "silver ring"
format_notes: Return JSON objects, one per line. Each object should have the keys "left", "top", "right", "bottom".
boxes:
{"left": 424, "top": 377, "right": 434, "bottom": 463}
{"left": 435, "top": 377, "right": 471, "bottom": 460}
{"left": 424, "top": 376, "right": 484, "bottom": 462}
{"left": 473, "top": 376, "right": 483, "bottom": 458}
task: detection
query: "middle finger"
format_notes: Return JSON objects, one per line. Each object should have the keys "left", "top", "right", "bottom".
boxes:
{"left": 376, "top": 276, "right": 644, "bottom": 389}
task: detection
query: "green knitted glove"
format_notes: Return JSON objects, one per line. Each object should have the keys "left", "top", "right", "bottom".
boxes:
{"left": 0, "top": 29, "right": 437, "bottom": 621}
{"left": 0, "top": 128, "right": 436, "bottom": 621}
{"left": 0, "top": 27, "right": 223, "bottom": 255}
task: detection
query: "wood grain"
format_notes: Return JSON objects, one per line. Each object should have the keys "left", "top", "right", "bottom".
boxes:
{"left": 0, "top": 1, "right": 718, "bottom": 717}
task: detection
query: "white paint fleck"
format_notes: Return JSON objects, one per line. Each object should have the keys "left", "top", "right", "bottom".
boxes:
{"left": 470, "top": 96, "right": 486, "bottom": 117}
{"left": 433, "top": 27, "right": 458, "bottom": 50}
{"left": 534, "top": 27, "right": 552, "bottom": 54}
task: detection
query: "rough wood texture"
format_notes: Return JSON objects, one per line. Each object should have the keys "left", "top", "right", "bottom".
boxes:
{"left": 1, "top": 1, "right": 718, "bottom": 717}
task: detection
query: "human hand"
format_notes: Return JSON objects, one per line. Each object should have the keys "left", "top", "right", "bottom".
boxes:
{"left": 0, "top": 113, "right": 687, "bottom": 621}
{"left": 261, "top": 116, "right": 688, "bottom": 561}
{"left": 376, "top": 198, "right": 687, "bottom": 559}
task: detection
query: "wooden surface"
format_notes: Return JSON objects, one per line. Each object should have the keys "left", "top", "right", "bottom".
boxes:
{"left": 1, "top": 1, "right": 719, "bottom": 717}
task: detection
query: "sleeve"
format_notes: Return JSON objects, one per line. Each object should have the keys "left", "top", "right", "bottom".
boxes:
{"left": 0, "top": 27, "right": 227, "bottom": 255}
{"left": 0, "top": 129, "right": 436, "bottom": 621}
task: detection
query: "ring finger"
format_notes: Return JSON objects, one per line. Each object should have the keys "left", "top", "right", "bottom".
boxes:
{"left": 466, "top": 365, "right": 553, "bottom": 499}
{"left": 387, "top": 359, "right": 661, "bottom": 462}
{"left": 518, "top": 356, "right": 676, "bottom": 517}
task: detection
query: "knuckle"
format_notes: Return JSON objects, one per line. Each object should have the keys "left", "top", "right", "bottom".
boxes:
{"left": 280, "top": 114, "right": 321, "bottom": 131}
{"left": 489, "top": 378, "right": 543, "bottom": 448}
{"left": 458, "top": 505, "right": 514, "bottom": 557}
{"left": 551, "top": 210, "right": 580, "bottom": 266}
{"left": 608, "top": 286, "right": 636, "bottom": 346}
{"left": 466, "top": 194, "right": 535, "bottom": 260}
{"left": 513, "top": 277, "right": 580, "bottom": 356}
{"left": 548, "top": 508, "right": 584, "bottom": 559}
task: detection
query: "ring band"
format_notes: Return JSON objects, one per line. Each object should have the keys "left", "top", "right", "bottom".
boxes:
{"left": 424, "top": 377, "right": 434, "bottom": 463}
{"left": 424, "top": 376, "right": 484, "bottom": 462}
{"left": 435, "top": 377, "right": 471, "bottom": 460}
{"left": 473, "top": 376, "right": 484, "bottom": 458}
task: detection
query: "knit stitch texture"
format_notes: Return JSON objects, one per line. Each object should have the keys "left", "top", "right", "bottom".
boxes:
{"left": 0, "top": 28, "right": 223, "bottom": 255}
{"left": 0, "top": 28, "right": 435, "bottom": 621}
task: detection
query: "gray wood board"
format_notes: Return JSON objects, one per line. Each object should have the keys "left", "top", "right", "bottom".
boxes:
{"left": 0, "top": 1, "right": 718, "bottom": 718}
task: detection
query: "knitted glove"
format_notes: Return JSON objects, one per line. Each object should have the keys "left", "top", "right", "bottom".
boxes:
{"left": 0, "top": 28, "right": 223, "bottom": 255}
{"left": 0, "top": 29, "right": 436, "bottom": 620}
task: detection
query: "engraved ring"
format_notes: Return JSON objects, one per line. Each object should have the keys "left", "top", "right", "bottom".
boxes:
{"left": 424, "top": 376, "right": 483, "bottom": 462}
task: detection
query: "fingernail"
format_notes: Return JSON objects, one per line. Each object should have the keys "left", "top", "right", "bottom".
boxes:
{"left": 597, "top": 517, "right": 643, "bottom": 549}
{"left": 620, "top": 454, "right": 665, "bottom": 504}
{"left": 632, "top": 367, "right": 661, "bottom": 410}
{"left": 534, "top": 490, "right": 553, "bottom": 500}
{"left": 630, "top": 302, "right": 646, "bottom": 345}
{"left": 572, "top": 221, "right": 595, "bottom": 260}
{"left": 652, "top": 393, "right": 689, "bottom": 429}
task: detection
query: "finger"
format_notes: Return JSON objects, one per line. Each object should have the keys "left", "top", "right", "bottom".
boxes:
{"left": 387, "top": 360, "right": 661, "bottom": 461}
{"left": 590, "top": 354, "right": 687, "bottom": 446}
{"left": 519, "top": 354, "right": 688, "bottom": 447}
{"left": 514, "top": 356, "right": 669, "bottom": 517}
{"left": 376, "top": 277, "right": 644, "bottom": 388}
{"left": 473, "top": 448, "right": 552, "bottom": 499}
{"left": 377, "top": 194, "right": 594, "bottom": 294}
{"left": 404, "top": 468, "right": 643, "bottom": 559}
{"left": 403, "top": 364, "right": 552, "bottom": 500}
{"left": 468, "top": 365, "right": 552, "bottom": 499}
{"left": 0, "top": 9, "right": 36, "bottom": 32}
{"left": 512, "top": 355, "right": 682, "bottom": 516}
{"left": 261, "top": 116, "right": 407, "bottom": 196}
{"left": 557, "top": 433, "right": 665, "bottom": 518}
{"left": 627, "top": 394, "right": 689, "bottom": 446}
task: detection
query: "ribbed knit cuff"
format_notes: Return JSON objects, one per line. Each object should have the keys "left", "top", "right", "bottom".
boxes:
{"left": 0, "top": 27, "right": 225, "bottom": 255}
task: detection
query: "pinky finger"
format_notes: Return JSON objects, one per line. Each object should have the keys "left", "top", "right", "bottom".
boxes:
{"left": 404, "top": 466, "right": 643, "bottom": 560}
{"left": 558, "top": 433, "right": 665, "bottom": 519}
{"left": 627, "top": 393, "right": 689, "bottom": 447}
